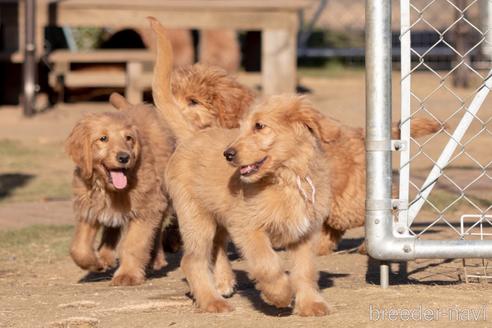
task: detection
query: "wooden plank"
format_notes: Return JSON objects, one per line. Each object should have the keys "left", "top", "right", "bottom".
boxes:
{"left": 63, "top": 70, "right": 127, "bottom": 88}
{"left": 125, "top": 62, "right": 143, "bottom": 104}
{"left": 262, "top": 28, "right": 298, "bottom": 95}
{"left": 60, "top": 70, "right": 153, "bottom": 88}
{"left": 48, "top": 50, "right": 154, "bottom": 63}
{"left": 56, "top": 0, "right": 315, "bottom": 11}
{"left": 54, "top": 9, "right": 298, "bottom": 30}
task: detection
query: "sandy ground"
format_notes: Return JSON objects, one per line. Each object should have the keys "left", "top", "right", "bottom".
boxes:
{"left": 1, "top": 71, "right": 492, "bottom": 327}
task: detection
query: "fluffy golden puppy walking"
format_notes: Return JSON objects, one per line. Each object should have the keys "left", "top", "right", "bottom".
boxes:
{"left": 65, "top": 95, "right": 174, "bottom": 285}
{"left": 149, "top": 17, "right": 332, "bottom": 316}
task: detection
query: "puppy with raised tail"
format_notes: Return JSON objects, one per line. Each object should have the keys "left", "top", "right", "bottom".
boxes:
{"left": 149, "top": 17, "right": 332, "bottom": 316}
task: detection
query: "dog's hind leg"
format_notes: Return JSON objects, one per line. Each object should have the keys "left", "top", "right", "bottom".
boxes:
{"left": 231, "top": 229, "right": 293, "bottom": 308}
{"left": 212, "top": 226, "right": 236, "bottom": 297}
{"left": 289, "top": 233, "right": 330, "bottom": 317}
{"left": 97, "top": 226, "right": 120, "bottom": 270}
{"left": 180, "top": 208, "right": 233, "bottom": 313}
{"left": 317, "top": 224, "right": 344, "bottom": 256}
{"left": 111, "top": 213, "right": 161, "bottom": 286}
{"left": 151, "top": 217, "right": 167, "bottom": 271}
{"left": 70, "top": 220, "right": 103, "bottom": 272}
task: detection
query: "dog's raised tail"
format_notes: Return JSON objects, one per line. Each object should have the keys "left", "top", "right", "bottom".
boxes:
{"left": 392, "top": 117, "right": 443, "bottom": 139}
{"left": 148, "top": 16, "right": 194, "bottom": 141}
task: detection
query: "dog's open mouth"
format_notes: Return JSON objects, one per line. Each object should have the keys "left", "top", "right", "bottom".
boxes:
{"left": 239, "top": 156, "right": 268, "bottom": 176}
{"left": 105, "top": 167, "right": 128, "bottom": 190}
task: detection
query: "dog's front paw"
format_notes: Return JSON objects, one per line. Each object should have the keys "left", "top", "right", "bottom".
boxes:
{"left": 110, "top": 271, "right": 145, "bottom": 286}
{"left": 97, "top": 249, "right": 117, "bottom": 270}
{"left": 152, "top": 251, "right": 167, "bottom": 271}
{"left": 258, "top": 274, "right": 293, "bottom": 308}
{"left": 216, "top": 278, "right": 236, "bottom": 298}
{"left": 316, "top": 237, "right": 337, "bottom": 256}
{"left": 200, "top": 298, "right": 234, "bottom": 313}
{"left": 70, "top": 248, "right": 104, "bottom": 272}
{"left": 214, "top": 268, "right": 236, "bottom": 297}
{"left": 295, "top": 299, "right": 330, "bottom": 317}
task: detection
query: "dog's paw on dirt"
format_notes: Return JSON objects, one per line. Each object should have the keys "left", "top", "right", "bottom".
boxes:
{"left": 260, "top": 290, "right": 293, "bottom": 308}
{"left": 110, "top": 272, "right": 145, "bottom": 286}
{"left": 216, "top": 281, "right": 236, "bottom": 298}
{"left": 215, "top": 274, "right": 236, "bottom": 297}
{"left": 71, "top": 250, "right": 105, "bottom": 272}
{"left": 97, "top": 249, "right": 117, "bottom": 270}
{"left": 258, "top": 275, "right": 293, "bottom": 308}
{"left": 200, "top": 298, "right": 234, "bottom": 313}
{"left": 152, "top": 252, "right": 167, "bottom": 271}
{"left": 295, "top": 300, "right": 331, "bottom": 317}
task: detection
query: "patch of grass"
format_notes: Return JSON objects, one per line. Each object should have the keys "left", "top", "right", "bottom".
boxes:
{"left": 0, "top": 225, "right": 73, "bottom": 263}
{"left": 0, "top": 139, "right": 72, "bottom": 203}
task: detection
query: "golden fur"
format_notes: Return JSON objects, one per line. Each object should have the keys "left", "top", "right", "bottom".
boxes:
{"left": 65, "top": 95, "right": 174, "bottom": 285}
{"left": 150, "top": 17, "right": 331, "bottom": 316}
{"left": 171, "top": 64, "right": 255, "bottom": 129}
{"left": 316, "top": 117, "right": 441, "bottom": 254}
{"left": 167, "top": 60, "right": 441, "bottom": 255}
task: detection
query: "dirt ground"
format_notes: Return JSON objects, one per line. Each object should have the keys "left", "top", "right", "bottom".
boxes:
{"left": 1, "top": 71, "right": 492, "bottom": 327}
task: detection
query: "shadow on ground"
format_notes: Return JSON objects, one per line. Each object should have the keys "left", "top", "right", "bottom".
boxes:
{"left": 79, "top": 250, "right": 182, "bottom": 283}
{"left": 234, "top": 269, "right": 349, "bottom": 316}
{"left": 365, "top": 257, "right": 461, "bottom": 286}
{"left": 0, "top": 173, "right": 34, "bottom": 200}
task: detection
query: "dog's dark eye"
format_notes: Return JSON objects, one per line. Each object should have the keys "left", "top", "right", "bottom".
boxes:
{"left": 126, "top": 135, "right": 133, "bottom": 142}
{"left": 99, "top": 136, "right": 108, "bottom": 142}
{"left": 188, "top": 98, "right": 199, "bottom": 106}
{"left": 255, "top": 122, "right": 265, "bottom": 130}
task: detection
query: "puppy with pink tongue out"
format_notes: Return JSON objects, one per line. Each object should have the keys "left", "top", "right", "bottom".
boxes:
{"left": 65, "top": 95, "right": 174, "bottom": 286}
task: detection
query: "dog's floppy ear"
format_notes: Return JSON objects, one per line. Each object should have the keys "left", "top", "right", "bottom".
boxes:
{"left": 287, "top": 97, "right": 341, "bottom": 143}
{"left": 109, "top": 92, "right": 132, "bottom": 110}
{"left": 65, "top": 118, "right": 94, "bottom": 179}
{"left": 130, "top": 125, "right": 141, "bottom": 159}
{"left": 216, "top": 84, "right": 255, "bottom": 129}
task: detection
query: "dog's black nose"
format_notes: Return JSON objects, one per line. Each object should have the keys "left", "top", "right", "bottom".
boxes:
{"left": 117, "top": 152, "right": 130, "bottom": 164}
{"left": 223, "top": 148, "right": 236, "bottom": 161}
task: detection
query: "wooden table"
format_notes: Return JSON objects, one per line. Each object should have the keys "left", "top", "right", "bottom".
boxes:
{"left": 33, "top": 0, "right": 315, "bottom": 95}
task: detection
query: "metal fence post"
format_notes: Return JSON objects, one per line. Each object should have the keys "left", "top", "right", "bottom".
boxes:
{"left": 365, "top": 0, "right": 393, "bottom": 288}
{"left": 23, "top": 0, "right": 36, "bottom": 117}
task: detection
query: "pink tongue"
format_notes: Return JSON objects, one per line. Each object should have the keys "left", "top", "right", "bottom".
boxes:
{"left": 110, "top": 171, "right": 127, "bottom": 189}
{"left": 240, "top": 165, "right": 254, "bottom": 175}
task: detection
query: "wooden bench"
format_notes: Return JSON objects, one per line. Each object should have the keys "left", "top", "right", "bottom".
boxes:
{"left": 47, "top": 49, "right": 154, "bottom": 103}
{"left": 44, "top": 0, "right": 315, "bottom": 95}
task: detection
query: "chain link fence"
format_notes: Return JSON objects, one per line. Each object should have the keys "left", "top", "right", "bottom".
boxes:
{"left": 398, "top": 0, "right": 492, "bottom": 241}
{"left": 397, "top": 0, "right": 492, "bottom": 281}
{"left": 366, "top": 0, "right": 492, "bottom": 287}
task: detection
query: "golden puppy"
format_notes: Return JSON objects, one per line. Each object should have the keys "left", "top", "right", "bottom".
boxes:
{"left": 150, "top": 17, "right": 331, "bottom": 316}
{"left": 316, "top": 117, "right": 441, "bottom": 254}
{"left": 171, "top": 64, "right": 255, "bottom": 130}
{"left": 168, "top": 67, "right": 440, "bottom": 255}
{"left": 65, "top": 95, "right": 173, "bottom": 285}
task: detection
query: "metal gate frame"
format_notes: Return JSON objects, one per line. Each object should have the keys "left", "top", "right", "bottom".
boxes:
{"left": 365, "top": 0, "right": 492, "bottom": 288}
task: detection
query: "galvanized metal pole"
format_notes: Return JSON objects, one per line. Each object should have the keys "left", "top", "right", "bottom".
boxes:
{"left": 365, "top": 0, "right": 392, "bottom": 288}
{"left": 23, "top": 0, "right": 36, "bottom": 117}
